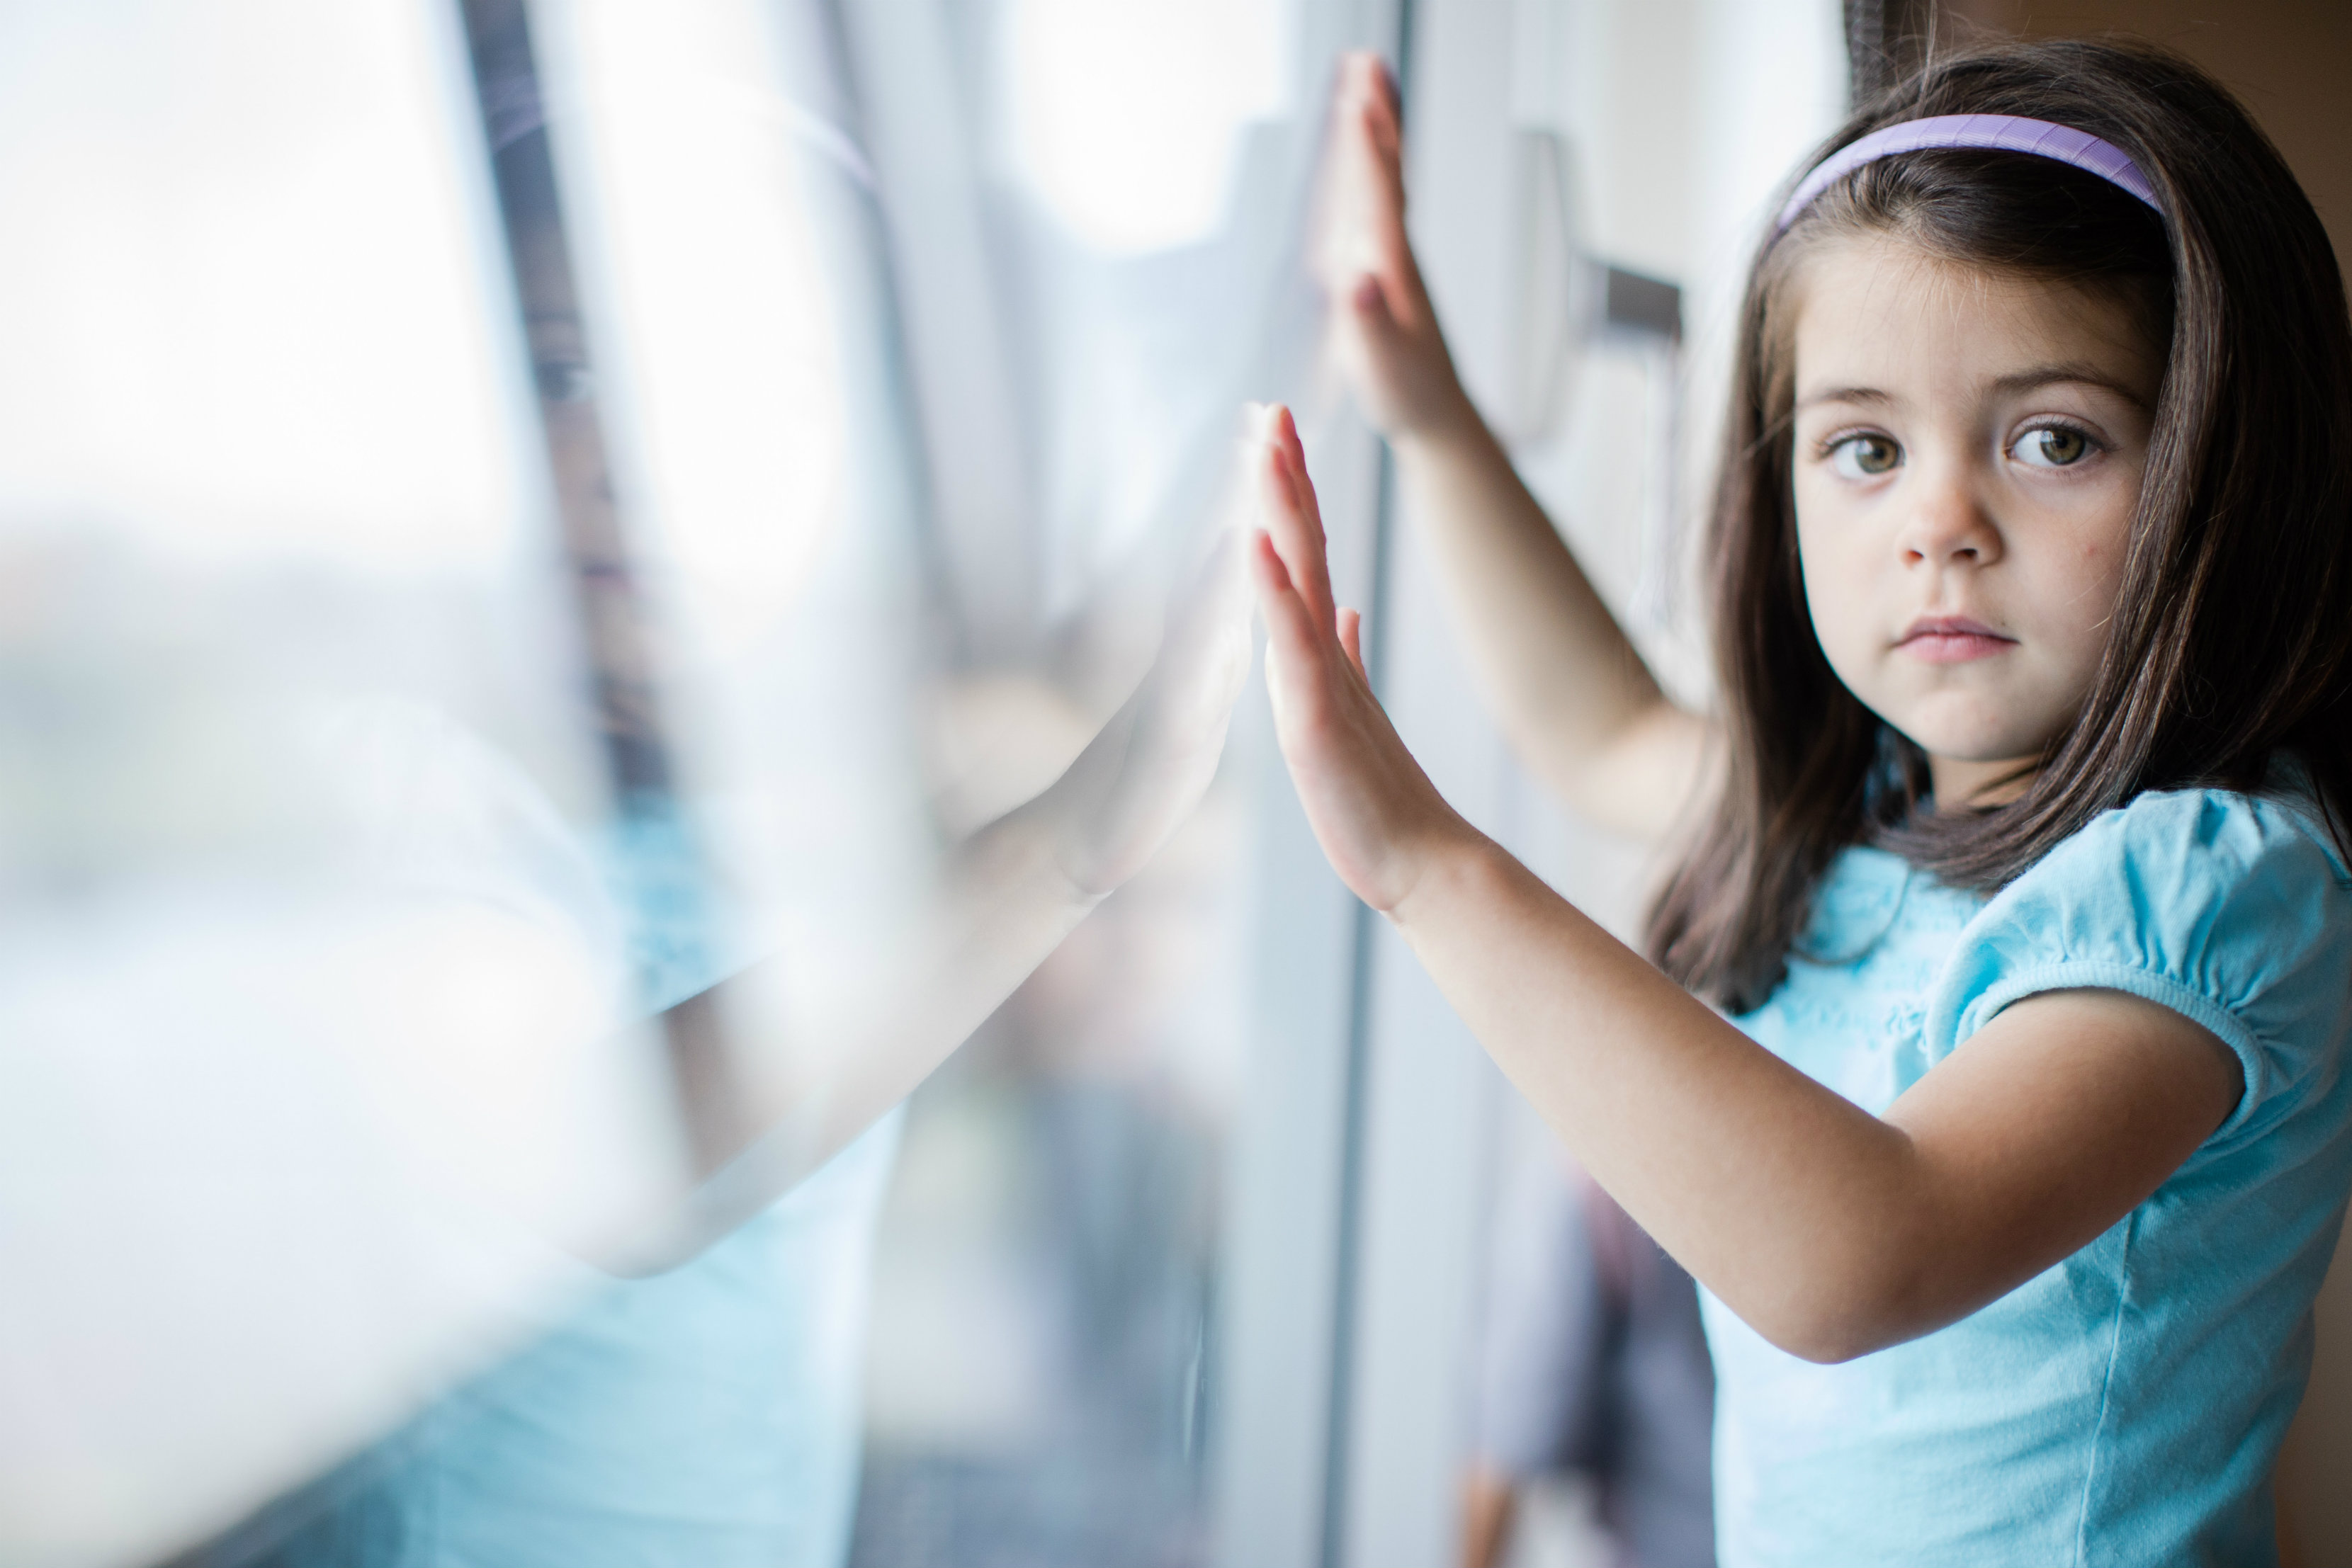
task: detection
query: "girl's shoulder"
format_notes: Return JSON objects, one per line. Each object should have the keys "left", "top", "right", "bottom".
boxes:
{"left": 1926, "top": 765, "right": 2352, "bottom": 1142}
{"left": 2003, "top": 764, "right": 2352, "bottom": 976}
{"left": 2049, "top": 761, "right": 2352, "bottom": 894}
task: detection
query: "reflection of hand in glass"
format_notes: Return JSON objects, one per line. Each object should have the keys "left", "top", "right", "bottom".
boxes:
{"left": 628, "top": 511, "right": 1252, "bottom": 1267}
{"left": 1019, "top": 527, "right": 1253, "bottom": 899}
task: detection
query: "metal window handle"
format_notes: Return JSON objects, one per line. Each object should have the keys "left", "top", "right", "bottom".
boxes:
{"left": 1503, "top": 126, "right": 1680, "bottom": 448}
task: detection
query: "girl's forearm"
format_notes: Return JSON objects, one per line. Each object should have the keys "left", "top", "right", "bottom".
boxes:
{"left": 1390, "top": 411, "right": 1701, "bottom": 839}
{"left": 1390, "top": 826, "right": 1943, "bottom": 1362}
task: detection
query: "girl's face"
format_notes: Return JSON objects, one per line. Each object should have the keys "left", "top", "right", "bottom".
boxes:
{"left": 1788, "top": 235, "right": 2163, "bottom": 808}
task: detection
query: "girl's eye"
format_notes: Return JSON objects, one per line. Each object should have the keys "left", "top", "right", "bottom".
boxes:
{"left": 1828, "top": 433, "right": 1902, "bottom": 479}
{"left": 2013, "top": 425, "right": 2095, "bottom": 469}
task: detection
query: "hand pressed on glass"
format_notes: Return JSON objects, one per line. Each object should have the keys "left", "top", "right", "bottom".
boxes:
{"left": 1312, "top": 54, "right": 1475, "bottom": 444}
{"left": 1247, "top": 404, "right": 1474, "bottom": 914}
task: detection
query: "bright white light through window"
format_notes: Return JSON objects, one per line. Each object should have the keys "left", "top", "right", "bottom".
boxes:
{"left": 567, "top": 0, "right": 848, "bottom": 661}
{"left": 1000, "top": 0, "right": 1292, "bottom": 256}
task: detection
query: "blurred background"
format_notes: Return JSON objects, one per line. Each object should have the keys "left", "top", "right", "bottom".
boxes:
{"left": 0, "top": 3, "right": 2344, "bottom": 1567}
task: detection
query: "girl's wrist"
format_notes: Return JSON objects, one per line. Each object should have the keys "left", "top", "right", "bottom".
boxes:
{"left": 1388, "top": 383, "right": 1491, "bottom": 464}
{"left": 1384, "top": 818, "right": 1509, "bottom": 933}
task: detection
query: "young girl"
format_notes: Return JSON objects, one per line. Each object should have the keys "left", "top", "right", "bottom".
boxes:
{"left": 1255, "top": 39, "right": 2352, "bottom": 1564}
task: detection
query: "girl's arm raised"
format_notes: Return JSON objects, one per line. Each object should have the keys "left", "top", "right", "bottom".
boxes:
{"left": 1316, "top": 54, "right": 1712, "bottom": 841}
{"left": 1250, "top": 407, "right": 2240, "bottom": 1361}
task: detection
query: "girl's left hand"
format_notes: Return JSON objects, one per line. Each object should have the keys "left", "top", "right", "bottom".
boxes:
{"left": 1248, "top": 405, "right": 1476, "bottom": 911}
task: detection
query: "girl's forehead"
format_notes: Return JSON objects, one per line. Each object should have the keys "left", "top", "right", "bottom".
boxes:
{"left": 1787, "top": 234, "right": 2162, "bottom": 403}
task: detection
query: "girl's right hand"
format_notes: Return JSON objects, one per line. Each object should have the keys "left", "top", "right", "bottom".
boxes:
{"left": 1249, "top": 405, "right": 1478, "bottom": 913}
{"left": 1313, "top": 52, "right": 1474, "bottom": 442}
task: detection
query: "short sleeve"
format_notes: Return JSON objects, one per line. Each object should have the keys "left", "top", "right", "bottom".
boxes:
{"left": 1923, "top": 785, "right": 2352, "bottom": 1144}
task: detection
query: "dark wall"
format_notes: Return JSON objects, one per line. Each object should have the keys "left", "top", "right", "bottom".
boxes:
{"left": 1945, "top": 0, "right": 2352, "bottom": 285}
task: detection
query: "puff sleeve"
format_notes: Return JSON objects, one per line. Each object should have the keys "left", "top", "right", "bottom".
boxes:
{"left": 1923, "top": 785, "right": 2352, "bottom": 1147}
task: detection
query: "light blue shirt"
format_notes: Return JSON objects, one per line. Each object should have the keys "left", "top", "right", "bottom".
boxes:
{"left": 1707, "top": 774, "right": 2352, "bottom": 1566}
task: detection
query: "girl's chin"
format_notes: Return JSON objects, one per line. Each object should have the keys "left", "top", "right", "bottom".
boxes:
{"left": 1884, "top": 711, "right": 2059, "bottom": 773}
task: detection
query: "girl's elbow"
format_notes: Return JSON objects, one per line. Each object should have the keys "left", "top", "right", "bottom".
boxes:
{"left": 1765, "top": 1314, "right": 1889, "bottom": 1366}
{"left": 1746, "top": 1265, "right": 1930, "bottom": 1365}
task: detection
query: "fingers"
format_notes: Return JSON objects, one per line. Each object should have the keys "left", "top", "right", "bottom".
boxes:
{"left": 1338, "top": 58, "right": 1410, "bottom": 270}
{"left": 1350, "top": 57, "right": 1406, "bottom": 214}
{"left": 1316, "top": 51, "right": 1412, "bottom": 305}
{"left": 1248, "top": 527, "right": 1325, "bottom": 684}
{"left": 1343, "top": 52, "right": 1400, "bottom": 162}
{"left": 1338, "top": 606, "right": 1366, "bottom": 680}
{"left": 1257, "top": 405, "right": 1338, "bottom": 640}
{"left": 1333, "top": 103, "right": 1427, "bottom": 356}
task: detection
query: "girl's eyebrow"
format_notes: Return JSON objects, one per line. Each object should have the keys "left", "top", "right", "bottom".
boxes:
{"left": 1794, "top": 364, "right": 2152, "bottom": 414}
{"left": 1989, "top": 363, "right": 2153, "bottom": 409}
{"left": 1794, "top": 385, "right": 1896, "bottom": 411}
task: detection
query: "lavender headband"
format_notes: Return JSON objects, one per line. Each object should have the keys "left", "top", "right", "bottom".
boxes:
{"left": 1775, "top": 114, "right": 2161, "bottom": 234}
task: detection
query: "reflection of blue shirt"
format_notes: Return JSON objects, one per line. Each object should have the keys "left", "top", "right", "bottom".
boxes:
{"left": 1705, "top": 774, "right": 2352, "bottom": 1567}
{"left": 355, "top": 1120, "right": 898, "bottom": 1568}
{"left": 214, "top": 793, "right": 900, "bottom": 1568}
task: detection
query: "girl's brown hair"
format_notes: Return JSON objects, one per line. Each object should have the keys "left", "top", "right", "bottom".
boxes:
{"left": 1648, "top": 38, "right": 2352, "bottom": 1012}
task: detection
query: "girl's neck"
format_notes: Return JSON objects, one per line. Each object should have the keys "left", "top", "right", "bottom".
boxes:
{"left": 1929, "top": 753, "right": 2039, "bottom": 812}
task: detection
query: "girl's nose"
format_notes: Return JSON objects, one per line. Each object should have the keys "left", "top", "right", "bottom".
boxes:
{"left": 1896, "top": 469, "right": 2001, "bottom": 569}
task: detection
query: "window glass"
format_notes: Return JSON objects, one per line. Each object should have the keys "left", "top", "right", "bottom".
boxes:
{"left": 1, "top": 2, "right": 1359, "bottom": 1566}
{"left": 0, "top": 4, "right": 684, "bottom": 1560}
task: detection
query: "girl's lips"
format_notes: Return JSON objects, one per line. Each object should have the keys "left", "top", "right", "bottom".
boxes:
{"left": 1897, "top": 616, "right": 2015, "bottom": 664}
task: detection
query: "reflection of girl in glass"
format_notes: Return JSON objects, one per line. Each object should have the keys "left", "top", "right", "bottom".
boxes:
{"left": 184, "top": 12, "right": 1250, "bottom": 1564}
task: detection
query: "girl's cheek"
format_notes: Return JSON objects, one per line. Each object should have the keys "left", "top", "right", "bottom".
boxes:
{"left": 2079, "top": 525, "right": 2130, "bottom": 598}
